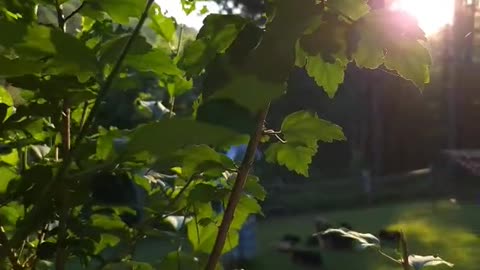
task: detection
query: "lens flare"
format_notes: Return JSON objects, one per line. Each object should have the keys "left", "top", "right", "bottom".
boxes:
{"left": 391, "top": 0, "right": 455, "bottom": 36}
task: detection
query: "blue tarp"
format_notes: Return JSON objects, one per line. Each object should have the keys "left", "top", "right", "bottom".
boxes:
{"left": 222, "top": 144, "right": 259, "bottom": 263}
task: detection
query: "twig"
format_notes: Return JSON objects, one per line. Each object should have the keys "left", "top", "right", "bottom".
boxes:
{"left": 54, "top": 0, "right": 65, "bottom": 30}
{"left": 400, "top": 231, "right": 411, "bottom": 270}
{"left": 0, "top": 226, "right": 23, "bottom": 270}
{"left": 378, "top": 249, "right": 401, "bottom": 265}
{"left": 165, "top": 176, "right": 197, "bottom": 211}
{"left": 204, "top": 106, "right": 270, "bottom": 270}
{"left": 53, "top": 2, "right": 71, "bottom": 268}
{"left": 12, "top": 0, "right": 157, "bottom": 248}
{"left": 64, "top": 2, "right": 85, "bottom": 23}
{"left": 272, "top": 133, "right": 287, "bottom": 144}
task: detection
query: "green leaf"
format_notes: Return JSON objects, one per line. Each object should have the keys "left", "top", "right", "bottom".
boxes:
{"left": 178, "top": 39, "right": 212, "bottom": 75}
{"left": 0, "top": 203, "right": 23, "bottom": 233}
{"left": 0, "top": 166, "right": 17, "bottom": 195}
{"left": 93, "top": 233, "right": 121, "bottom": 255}
{"left": 87, "top": 0, "right": 145, "bottom": 24}
{"left": 231, "top": 194, "right": 262, "bottom": 230}
{"left": 165, "top": 75, "right": 193, "bottom": 97}
{"left": 352, "top": 27, "right": 384, "bottom": 69}
{"left": 178, "top": 14, "right": 247, "bottom": 75}
{"left": 295, "top": 41, "right": 308, "bottom": 67}
{"left": 187, "top": 205, "right": 239, "bottom": 254}
{"left": 3, "top": 23, "right": 98, "bottom": 78}
{"left": 149, "top": 4, "right": 176, "bottom": 42}
{"left": 198, "top": 14, "right": 247, "bottom": 53}
{"left": 98, "top": 34, "right": 152, "bottom": 67}
{"left": 0, "top": 148, "right": 19, "bottom": 166}
{"left": 265, "top": 111, "right": 345, "bottom": 176}
{"left": 0, "top": 86, "right": 15, "bottom": 122}
{"left": 0, "top": 56, "right": 43, "bottom": 77}
{"left": 281, "top": 111, "right": 346, "bottom": 146}
{"left": 352, "top": 10, "right": 431, "bottom": 88}
{"left": 178, "top": 145, "right": 236, "bottom": 179}
{"left": 124, "top": 49, "right": 182, "bottom": 76}
{"left": 157, "top": 251, "right": 199, "bottom": 270}
{"left": 96, "top": 127, "right": 123, "bottom": 160}
{"left": 196, "top": 99, "right": 257, "bottom": 135}
{"left": 384, "top": 39, "right": 431, "bottom": 89}
{"left": 126, "top": 118, "right": 247, "bottom": 159}
{"left": 299, "top": 15, "right": 350, "bottom": 64}
{"left": 209, "top": 73, "right": 285, "bottom": 114}
{"left": 189, "top": 183, "right": 229, "bottom": 203}
{"left": 245, "top": 176, "right": 266, "bottom": 201}
{"left": 305, "top": 56, "right": 346, "bottom": 98}
{"left": 90, "top": 214, "right": 128, "bottom": 233}
{"left": 327, "top": 0, "right": 370, "bottom": 21}
{"left": 265, "top": 143, "right": 316, "bottom": 177}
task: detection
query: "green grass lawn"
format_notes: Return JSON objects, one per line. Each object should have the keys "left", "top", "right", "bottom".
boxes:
{"left": 251, "top": 200, "right": 480, "bottom": 270}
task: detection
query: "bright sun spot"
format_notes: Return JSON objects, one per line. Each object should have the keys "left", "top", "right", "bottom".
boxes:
{"left": 391, "top": 0, "right": 455, "bottom": 36}
{"left": 155, "top": 0, "right": 221, "bottom": 29}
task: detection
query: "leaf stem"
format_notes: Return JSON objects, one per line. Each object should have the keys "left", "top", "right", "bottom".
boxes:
{"left": 377, "top": 249, "right": 401, "bottom": 265}
{"left": 204, "top": 105, "right": 269, "bottom": 270}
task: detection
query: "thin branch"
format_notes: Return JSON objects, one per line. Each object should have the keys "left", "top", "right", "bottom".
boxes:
{"left": 13, "top": 0, "right": 157, "bottom": 248}
{"left": 204, "top": 105, "right": 270, "bottom": 270}
{"left": 378, "top": 249, "right": 401, "bottom": 265}
{"left": 0, "top": 226, "right": 23, "bottom": 270}
{"left": 64, "top": 2, "right": 85, "bottom": 23}
{"left": 54, "top": 0, "right": 65, "bottom": 30}
{"left": 400, "top": 231, "right": 411, "bottom": 270}
{"left": 167, "top": 176, "right": 196, "bottom": 209}
{"left": 52, "top": 1, "right": 71, "bottom": 268}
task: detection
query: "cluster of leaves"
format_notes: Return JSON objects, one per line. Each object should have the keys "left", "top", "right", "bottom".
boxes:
{"left": 320, "top": 228, "right": 454, "bottom": 270}
{"left": 0, "top": 0, "right": 432, "bottom": 269}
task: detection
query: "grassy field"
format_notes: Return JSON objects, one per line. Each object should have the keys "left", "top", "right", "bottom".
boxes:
{"left": 250, "top": 200, "right": 480, "bottom": 270}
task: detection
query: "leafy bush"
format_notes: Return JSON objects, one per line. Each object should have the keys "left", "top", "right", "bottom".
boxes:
{"left": 0, "top": 0, "right": 432, "bottom": 269}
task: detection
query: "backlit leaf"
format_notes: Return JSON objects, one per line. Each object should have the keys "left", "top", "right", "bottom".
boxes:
{"left": 281, "top": 111, "right": 346, "bottom": 147}
{"left": 384, "top": 39, "right": 431, "bottom": 89}
{"left": 0, "top": 166, "right": 17, "bottom": 195}
{"left": 124, "top": 49, "right": 182, "bottom": 76}
{"left": 265, "top": 143, "right": 316, "bottom": 177}
{"left": 0, "top": 86, "right": 15, "bottom": 122}
{"left": 352, "top": 10, "right": 431, "bottom": 89}
{"left": 305, "top": 55, "right": 346, "bottom": 98}
{"left": 178, "top": 14, "right": 247, "bottom": 75}
{"left": 265, "top": 111, "right": 345, "bottom": 176}
{"left": 149, "top": 4, "right": 176, "bottom": 42}
{"left": 87, "top": 0, "right": 145, "bottom": 25}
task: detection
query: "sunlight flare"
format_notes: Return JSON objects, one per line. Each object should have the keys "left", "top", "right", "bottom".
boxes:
{"left": 391, "top": 0, "right": 455, "bottom": 36}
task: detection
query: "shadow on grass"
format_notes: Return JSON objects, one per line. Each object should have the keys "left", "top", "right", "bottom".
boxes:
{"left": 254, "top": 200, "right": 480, "bottom": 270}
